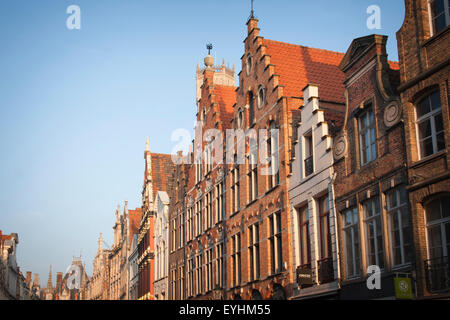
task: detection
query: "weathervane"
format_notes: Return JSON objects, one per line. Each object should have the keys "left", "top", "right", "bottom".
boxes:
{"left": 206, "top": 43, "right": 213, "bottom": 55}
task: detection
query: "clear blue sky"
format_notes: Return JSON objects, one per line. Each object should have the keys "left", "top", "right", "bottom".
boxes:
{"left": 0, "top": 0, "right": 404, "bottom": 286}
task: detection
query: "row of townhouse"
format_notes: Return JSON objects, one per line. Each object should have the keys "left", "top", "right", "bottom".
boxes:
{"left": 161, "top": 0, "right": 449, "bottom": 300}
{"left": 85, "top": 202, "right": 142, "bottom": 300}
{"left": 0, "top": 230, "right": 40, "bottom": 300}
{"left": 85, "top": 142, "right": 175, "bottom": 301}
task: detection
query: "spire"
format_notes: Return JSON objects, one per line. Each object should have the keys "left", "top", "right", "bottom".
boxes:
{"left": 98, "top": 232, "right": 103, "bottom": 252}
{"left": 250, "top": 0, "right": 255, "bottom": 19}
{"left": 47, "top": 265, "right": 53, "bottom": 290}
{"left": 116, "top": 204, "right": 121, "bottom": 223}
{"left": 145, "top": 137, "right": 150, "bottom": 152}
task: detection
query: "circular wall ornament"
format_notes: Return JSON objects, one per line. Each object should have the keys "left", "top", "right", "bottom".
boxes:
{"left": 383, "top": 100, "right": 402, "bottom": 127}
{"left": 333, "top": 135, "right": 348, "bottom": 160}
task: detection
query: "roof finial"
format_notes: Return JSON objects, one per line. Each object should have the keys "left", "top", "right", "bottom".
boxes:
{"left": 207, "top": 43, "right": 213, "bottom": 55}
{"left": 204, "top": 43, "right": 214, "bottom": 69}
{"left": 250, "top": 0, "right": 255, "bottom": 18}
{"left": 145, "top": 137, "right": 150, "bottom": 152}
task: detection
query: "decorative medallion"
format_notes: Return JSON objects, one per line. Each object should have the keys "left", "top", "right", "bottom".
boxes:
{"left": 187, "top": 196, "right": 194, "bottom": 207}
{"left": 333, "top": 135, "right": 348, "bottom": 160}
{"left": 206, "top": 179, "right": 213, "bottom": 192}
{"left": 384, "top": 100, "right": 402, "bottom": 127}
{"left": 216, "top": 167, "right": 224, "bottom": 182}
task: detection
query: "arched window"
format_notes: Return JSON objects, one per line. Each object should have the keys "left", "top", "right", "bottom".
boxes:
{"left": 257, "top": 85, "right": 266, "bottom": 109}
{"left": 416, "top": 90, "right": 445, "bottom": 159}
{"left": 246, "top": 54, "right": 253, "bottom": 76}
{"left": 237, "top": 109, "right": 244, "bottom": 128}
{"left": 248, "top": 91, "right": 255, "bottom": 125}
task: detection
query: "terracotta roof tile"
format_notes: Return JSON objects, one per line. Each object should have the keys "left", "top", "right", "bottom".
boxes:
{"left": 213, "top": 85, "right": 236, "bottom": 129}
{"left": 150, "top": 153, "right": 176, "bottom": 201}
{"left": 128, "top": 208, "right": 142, "bottom": 237}
{"left": 263, "top": 39, "right": 346, "bottom": 103}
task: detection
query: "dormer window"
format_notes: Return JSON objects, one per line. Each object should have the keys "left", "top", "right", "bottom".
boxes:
{"left": 429, "top": 0, "right": 450, "bottom": 35}
{"left": 246, "top": 54, "right": 253, "bottom": 76}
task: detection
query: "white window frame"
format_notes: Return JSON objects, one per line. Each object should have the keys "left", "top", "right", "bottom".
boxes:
{"left": 343, "top": 208, "right": 361, "bottom": 278}
{"left": 424, "top": 197, "right": 450, "bottom": 260}
{"left": 358, "top": 107, "right": 377, "bottom": 165}
{"left": 363, "top": 197, "right": 385, "bottom": 269}
{"left": 415, "top": 91, "right": 444, "bottom": 160}
{"left": 386, "top": 187, "right": 411, "bottom": 267}
{"left": 428, "top": 0, "right": 450, "bottom": 35}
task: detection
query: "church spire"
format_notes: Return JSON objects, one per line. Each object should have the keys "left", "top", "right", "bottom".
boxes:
{"left": 47, "top": 265, "right": 53, "bottom": 290}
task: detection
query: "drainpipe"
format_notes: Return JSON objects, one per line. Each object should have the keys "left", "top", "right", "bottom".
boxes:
{"left": 329, "top": 171, "right": 341, "bottom": 289}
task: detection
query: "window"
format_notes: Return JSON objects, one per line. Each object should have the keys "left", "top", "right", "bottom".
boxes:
{"left": 205, "top": 145, "right": 213, "bottom": 174}
{"left": 178, "top": 267, "right": 185, "bottom": 300}
{"left": 248, "top": 92, "right": 255, "bottom": 125}
{"left": 416, "top": 91, "right": 445, "bottom": 159}
{"left": 257, "top": 85, "right": 266, "bottom": 109}
{"left": 187, "top": 257, "right": 194, "bottom": 297}
{"left": 319, "top": 195, "right": 331, "bottom": 259}
{"left": 386, "top": 187, "right": 412, "bottom": 266}
{"left": 269, "top": 212, "right": 283, "bottom": 274}
{"left": 205, "top": 248, "right": 213, "bottom": 292}
{"left": 215, "top": 182, "right": 224, "bottom": 224}
{"left": 195, "top": 253, "right": 203, "bottom": 295}
{"left": 237, "top": 110, "right": 244, "bottom": 128}
{"left": 359, "top": 107, "right": 377, "bottom": 165}
{"left": 297, "top": 206, "right": 311, "bottom": 267}
{"left": 425, "top": 196, "right": 450, "bottom": 259}
{"left": 215, "top": 242, "right": 224, "bottom": 288}
{"left": 246, "top": 54, "right": 253, "bottom": 76}
{"left": 171, "top": 219, "right": 176, "bottom": 252}
{"left": 364, "top": 197, "right": 385, "bottom": 269}
{"left": 430, "top": 0, "right": 450, "bottom": 34}
{"left": 304, "top": 131, "right": 314, "bottom": 177}
{"left": 195, "top": 200, "right": 203, "bottom": 237}
{"left": 202, "top": 108, "right": 206, "bottom": 124}
{"left": 248, "top": 148, "right": 258, "bottom": 203}
{"left": 248, "top": 224, "right": 260, "bottom": 281}
{"left": 206, "top": 191, "right": 213, "bottom": 230}
{"left": 187, "top": 207, "right": 193, "bottom": 242}
{"left": 231, "top": 160, "right": 240, "bottom": 213}
{"left": 267, "top": 122, "right": 280, "bottom": 189}
{"left": 343, "top": 208, "right": 361, "bottom": 278}
{"left": 178, "top": 214, "right": 184, "bottom": 249}
{"left": 231, "top": 233, "right": 241, "bottom": 287}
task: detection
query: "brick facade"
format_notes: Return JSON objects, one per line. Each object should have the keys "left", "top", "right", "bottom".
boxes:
{"left": 396, "top": 0, "right": 450, "bottom": 298}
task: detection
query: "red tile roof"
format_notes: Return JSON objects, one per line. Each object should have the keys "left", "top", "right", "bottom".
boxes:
{"left": 213, "top": 85, "right": 236, "bottom": 128}
{"left": 263, "top": 39, "right": 346, "bottom": 103}
{"left": 150, "top": 153, "right": 175, "bottom": 201}
{"left": 128, "top": 208, "right": 142, "bottom": 237}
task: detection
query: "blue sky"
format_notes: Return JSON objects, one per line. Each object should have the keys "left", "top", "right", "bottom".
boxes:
{"left": 0, "top": 0, "right": 404, "bottom": 286}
